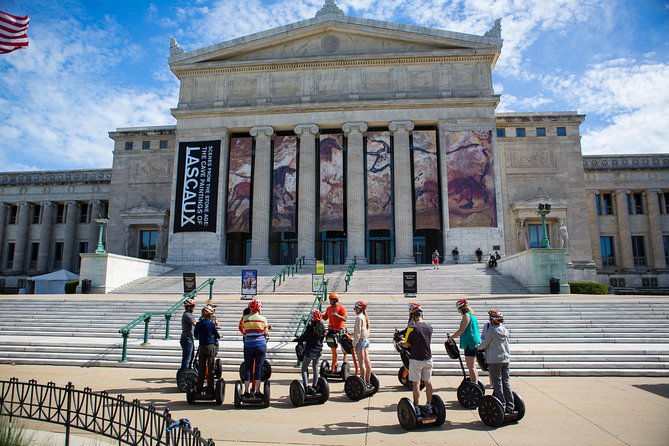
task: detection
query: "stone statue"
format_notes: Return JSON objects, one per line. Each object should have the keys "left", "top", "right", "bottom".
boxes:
{"left": 558, "top": 221, "right": 569, "bottom": 249}
{"left": 517, "top": 220, "right": 529, "bottom": 251}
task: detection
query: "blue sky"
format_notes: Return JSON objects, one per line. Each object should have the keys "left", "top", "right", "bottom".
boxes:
{"left": 1, "top": 0, "right": 668, "bottom": 171}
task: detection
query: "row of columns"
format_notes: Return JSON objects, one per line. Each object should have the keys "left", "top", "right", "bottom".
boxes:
{"left": 589, "top": 189, "right": 667, "bottom": 271}
{"left": 0, "top": 201, "right": 104, "bottom": 275}
{"left": 244, "top": 121, "right": 418, "bottom": 265}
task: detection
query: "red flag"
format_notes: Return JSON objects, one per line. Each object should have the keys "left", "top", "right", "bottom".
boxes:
{"left": 0, "top": 10, "right": 29, "bottom": 54}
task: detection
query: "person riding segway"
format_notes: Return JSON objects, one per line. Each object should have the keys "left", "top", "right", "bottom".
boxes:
{"left": 186, "top": 305, "right": 225, "bottom": 405}
{"left": 320, "top": 293, "right": 351, "bottom": 381}
{"left": 290, "top": 309, "right": 330, "bottom": 406}
{"left": 235, "top": 299, "right": 271, "bottom": 408}
{"left": 396, "top": 303, "right": 445, "bottom": 429}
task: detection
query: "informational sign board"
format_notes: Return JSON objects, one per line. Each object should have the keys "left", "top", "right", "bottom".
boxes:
{"left": 241, "top": 269, "right": 257, "bottom": 299}
{"left": 316, "top": 260, "right": 325, "bottom": 275}
{"left": 183, "top": 272, "right": 197, "bottom": 294}
{"left": 403, "top": 271, "right": 417, "bottom": 297}
{"left": 312, "top": 274, "right": 325, "bottom": 293}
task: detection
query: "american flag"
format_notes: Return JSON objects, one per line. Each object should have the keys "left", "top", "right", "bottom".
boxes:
{"left": 0, "top": 10, "right": 29, "bottom": 54}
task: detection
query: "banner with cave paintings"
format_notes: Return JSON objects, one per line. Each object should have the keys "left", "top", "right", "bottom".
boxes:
{"left": 445, "top": 130, "right": 498, "bottom": 227}
{"left": 366, "top": 131, "right": 393, "bottom": 231}
{"left": 271, "top": 135, "right": 298, "bottom": 233}
{"left": 412, "top": 130, "right": 440, "bottom": 230}
{"left": 226, "top": 136, "right": 253, "bottom": 233}
{"left": 319, "top": 133, "right": 345, "bottom": 232}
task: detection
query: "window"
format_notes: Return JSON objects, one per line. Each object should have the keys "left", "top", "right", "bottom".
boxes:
{"left": 664, "top": 235, "right": 669, "bottom": 266}
{"left": 5, "top": 243, "right": 15, "bottom": 269}
{"left": 56, "top": 203, "right": 65, "bottom": 223}
{"left": 528, "top": 224, "right": 544, "bottom": 248}
{"left": 29, "top": 242, "right": 39, "bottom": 270}
{"left": 142, "top": 140, "right": 151, "bottom": 150}
{"left": 159, "top": 140, "right": 168, "bottom": 149}
{"left": 124, "top": 141, "right": 133, "bottom": 150}
{"left": 609, "top": 277, "right": 626, "bottom": 287}
{"left": 53, "top": 242, "right": 63, "bottom": 269}
{"left": 496, "top": 128, "right": 506, "bottom": 138}
{"left": 627, "top": 192, "right": 644, "bottom": 215}
{"left": 631, "top": 236, "right": 646, "bottom": 266}
{"left": 556, "top": 127, "right": 567, "bottom": 136}
{"left": 8, "top": 205, "right": 18, "bottom": 224}
{"left": 79, "top": 203, "right": 89, "bottom": 223}
{"left": 31, "top": 204, "right": 41, "bottom": 224}
{"left": 536, "top": 127, "right": 546, "bottom": 137}
{"left": 139, "top": 230, "right": 158, "bottom": 260}
{"left": 600, "top": 236, "right": 615, "bottom": 266}
{"left": 516, "top": 128, "right": 526, "bottom": 137}
{"left": 641, "top": 277, "right": 658, "bottom": 287}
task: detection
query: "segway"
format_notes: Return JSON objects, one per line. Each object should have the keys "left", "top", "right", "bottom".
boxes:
{"left": 178, "top": 346, "right": 222, "bottom": 392}
{"left": 445, "top": 335, "right": 485, "bottom": 408}
{"left": 185, "top": 349, "right": 225, "bottom": 405}
{"left": 478, "top": 391, "right": 526, "bottom": 427}
{"left": 234, "top": 358, "right": 271, "bottom": 408}
{"left": 319, "top": 330, "right": 352, "bottom": 381}
{"left": 397, "top": 395, "right": 446, "bottom": 430}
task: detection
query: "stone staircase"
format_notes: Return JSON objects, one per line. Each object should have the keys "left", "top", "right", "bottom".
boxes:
{"left": 1, "top": 297, "right": 668, "bottom": 377}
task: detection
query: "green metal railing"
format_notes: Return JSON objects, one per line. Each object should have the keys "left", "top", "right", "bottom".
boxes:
{"left": 344, "top": 257, "right": 357, "bottom": 291}
{"left": 271, "top": 256, "right": 305, "bottom": 291}
{"left": 117, "top": 278, "right": 216, "bottom": 362}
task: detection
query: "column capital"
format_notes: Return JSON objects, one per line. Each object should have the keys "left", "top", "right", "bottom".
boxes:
{"left": 250, "top": 126, "right": 274, "bottom": 140}
{"left": 389, "top": 120, "right": 414, "bottom": 134}
{"left": 294, "top": 124, "right": 319, "bottom": 137}
{"left": 342, "top": 122, "right": 368, "bottom": 135}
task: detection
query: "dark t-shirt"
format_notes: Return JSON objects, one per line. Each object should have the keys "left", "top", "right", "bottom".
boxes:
{"left": 406, "top": 321, "right": 433, "bottom": 361}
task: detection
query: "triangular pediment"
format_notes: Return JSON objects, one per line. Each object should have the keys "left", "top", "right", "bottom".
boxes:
{"left": 169, "top": 13, "right": 501, "bottom": 68}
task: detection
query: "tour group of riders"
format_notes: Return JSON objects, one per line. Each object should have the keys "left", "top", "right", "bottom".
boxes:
{"left": 180, "top": 293, "right": 513, "bottom": 414}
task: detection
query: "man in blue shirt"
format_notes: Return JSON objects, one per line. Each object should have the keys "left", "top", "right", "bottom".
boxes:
{"left": 193, "top": 305, "right": 220, "bottom": 394}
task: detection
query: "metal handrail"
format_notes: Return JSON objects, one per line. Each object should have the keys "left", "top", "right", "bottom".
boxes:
{"left": 0, "top": 377, "right": 214, "bottom": 446}
{"left": 117, "top": 278, "right": 216, "bottom": 362}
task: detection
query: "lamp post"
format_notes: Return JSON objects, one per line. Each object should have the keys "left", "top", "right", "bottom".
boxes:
{"left": 537, "top": 203, "right": 551, "bottom": 248}
{"left": 94, "top": 218, "right": 109, "bottom": 254}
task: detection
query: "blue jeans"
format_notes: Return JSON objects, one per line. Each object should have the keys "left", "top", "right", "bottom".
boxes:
{"left": 180, "top": 335, "right": 194, "bottom": 370}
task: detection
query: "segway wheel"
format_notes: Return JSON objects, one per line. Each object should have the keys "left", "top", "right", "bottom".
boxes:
{"left": 431, "top": 394, "right": 446, "bottom": 426}
{"left": 398, "top": 366, "right": 411, "bottom": 389}
{"left": 262, "top": 360, "right": 272, "bottom": 381}
{"left": 457, "top": 379, "right": 484, "bottom": 409}
{"left": 344, "top": 376, "right": 365, "bottom": 401}
{"left": 177, "top": 369, "right": 198, "bottom": 393}
{"left": 233, "top": 381, "right": 242, "bottom": 408}
{"left": 186, "top": 383, "right": 196, "bottom": 405}
{"left": 370, "top": 373, "right": 380, "bottom": 395}
{"left": 397, "top": 397, "right": 417, "bottom": 430}
{"left": 214, "top": 379, "right": 225, "bottom": 405}
{"left": 513, "top": 391, "right": 526, "bottom": 422}
{"left": 289, "top": 380, "right": 305, "bottom": 407}
{"left": 316, "top": 376, "right": 329, "bottom": 404}
{"left": 262, "top": 381, "right": 271, "bottom": 408}
{"left": 478, "top": 395, "right": 505, "bottom": 428}
{"left": 320, "top": 359, "right": 330, "bottom": 377}
{"left": 214, "top": 358, "right": 222, "bottom": 379}
{"left": 340, "top": 362, "right": 351, "bottom": 380}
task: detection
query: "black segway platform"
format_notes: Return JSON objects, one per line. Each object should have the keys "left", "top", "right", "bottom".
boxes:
{"left": 397, "top": 395, "right": 446, "bottom": 430}
{"left": 445, "top": 336, "right": 485, "bottom": 408}
{"left": 289, "top": 376, "right": 330, "bottom": 407}
{"left": 478, "top": 391, "right": 526, "bottom": 427}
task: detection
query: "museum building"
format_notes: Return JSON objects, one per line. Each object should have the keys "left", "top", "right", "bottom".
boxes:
{"left": 1, "top": 2, "right": 668, "bottom": 291}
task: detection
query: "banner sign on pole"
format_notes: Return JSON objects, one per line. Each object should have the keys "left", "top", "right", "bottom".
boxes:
{"left": 312, "top": 274, "right": 325, "bottom": 293}
{"left": 241, "top": 269, "right": 257, "bottom": 299}
{"left": 183, "top": 272, "right": 197, "bottom": 294}
{"left": 403, "top": 271, "right": 417, "bottom": 296}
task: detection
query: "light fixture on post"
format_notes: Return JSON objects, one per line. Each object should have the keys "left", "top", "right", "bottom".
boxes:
{"left": 95, "top": 218, "right": 109, "bottom": 254}
{"left": 536, "top": 203, "right": 551, "bottom": 248}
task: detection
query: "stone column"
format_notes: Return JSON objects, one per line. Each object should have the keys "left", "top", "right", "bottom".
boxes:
{"left": 646, "top": 189, "right": 666, "bottom": 270}
{"left": 586, "top": 191, "right": 602, "bottom": 269}
{"left": 88, "top": 200, "right": 101, "bottom": 254}
{"left": 614, "top": 190, "right": 634, "bottom": 271}
{"left": 248, "top": 126, "right": 274, "bottom": 265}
{"left": 343, "top": 122, "right": 368, "bottom": 264}
{"left": 390, "top": 120, "right": 415, "bottom": 264}
{"left": 12, "top": 202, "right": 29, "bottom": 274}
{"left": 295, "top": 124, "right": 319, "bottom": 264}
{"left": 36, "top": 202, "right": 54, "bottom": 273}
{"left": 62, "top": 200, "right": 79, "bottom": 271}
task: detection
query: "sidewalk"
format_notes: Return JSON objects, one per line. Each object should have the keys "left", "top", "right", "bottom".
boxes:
{"left": 0, "top": 364, "right": 667, "bottom": 446}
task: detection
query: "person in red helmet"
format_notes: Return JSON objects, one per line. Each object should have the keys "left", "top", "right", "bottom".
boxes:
{"left": 447, "top": 298, "right": 481, "bottom": 384}
{"left": 353, "top": 300, "right": 373, "bottom": 388}
{"left": 294, "top": 309, "right": 326, "bottom": 394}
{"left": 240, "top": 299, "right": 269, "bottom": 398}
{"left": 323, "top": 292, "right": 348, "bottom": 371}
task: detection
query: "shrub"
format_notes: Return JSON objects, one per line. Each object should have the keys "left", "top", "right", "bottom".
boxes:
{"left": 568, "top": 281, "right": 608, "bottom": 294}
{"left": 64, "top": 280, "right": 80, "bottom": 294}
